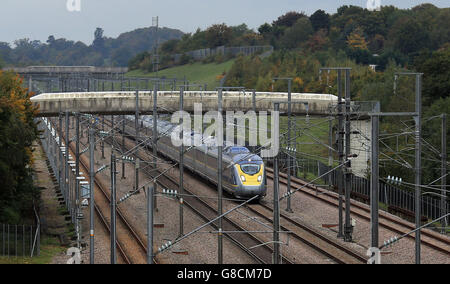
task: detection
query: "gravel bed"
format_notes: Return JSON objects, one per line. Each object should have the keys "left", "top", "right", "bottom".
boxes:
{"left": 270, "top": 177, "right": 450, "bottom": 264}
{"left": 70, "top": 118, "right": 255, "bottom": 264}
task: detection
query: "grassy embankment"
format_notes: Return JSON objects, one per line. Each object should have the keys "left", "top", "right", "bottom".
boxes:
{"left": 126, "top": 60, "right": 235, "bottom": 90}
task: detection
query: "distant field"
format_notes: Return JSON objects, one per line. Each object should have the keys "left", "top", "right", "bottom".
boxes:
{"left": 126, "top": 60, "right": 235, "bottom": 90}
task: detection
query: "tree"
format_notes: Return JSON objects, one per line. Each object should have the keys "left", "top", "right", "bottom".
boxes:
{"left": 0, "top": 71, "right": 39, "bottom": 223}
{"left": 273, "top": 11, "right": 306, "bottom": 28}
{"left": 307, "top": 29, "right": 330, "bottom": 52}
{"left": 46, "top": 35, "right": 56, "bottom": 46}
{"left": 430, "top": 9, "right": 450, "bottom": 50}
{"left": 0, "top": 42, "right": 10, "bottom": 66}
{"left": 205, "top": 24, "right": 232, "bottom": 48}
{"left": 280, "top": 18, "right": 313, "bottom": 49}
{"left": 111, "top": 46, "right": 132, "bottom": 66}
{"left": 415, "top": 46, "right": 450, "bottom": 104}
{"left": 360, "top": 13, "right": 386, "bottom": 39}
{"left": 422, "top": 96, "right": 450, "bottom": 184}
{"left": 160, "top": 39, "right": 179, "bottom": 54}
{"left": 231, "top": 24, "right": 251, "bottom": 38}
{"left": 368, "top": 34, "right": 385, "bottom": 54}
{"left": 93, "top": 27, "right": 105, "bottom": 52}
{"left": 347, "top": 27, "right": 368, "bottom": 51}
{"left": 258, "top": 23, "right": 272, "bottom": 35}
{"left": 387, "top": 16, "right": 429, "bottom": 56}
{"left": 128, "top": 51, "right": 150, "bottom": 70}
{"left": 12, "top": 39, "right": 43, "bottom": 63}
{"left": 310, "top": 10, "right": 330, "bottom": 32}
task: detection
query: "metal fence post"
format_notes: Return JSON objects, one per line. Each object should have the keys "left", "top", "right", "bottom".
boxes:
{"left": 441, "top": 113, "right": 447, "bottom": 233}
{"left": 344, "top": 69, "right": 353, "bottom": 242}
{"left": 15, "top": 225, "right": 17, "bottom": 257}
{"left": 415, "top": 74, "right": 423, "bottom": 264}
{"left": 135, "top": 158, "right": 140, "bottom": 196}
{"left": 153, "top": 84, "right": 159, "bottom": 211}
{"left": 122, "top": 115, "right": 126, "bottom": 179}
{"left": 37, "top": 223, "right": 40, "bottom": 257}
{"left": 22, "top": 225, "right": 25, "bottom": 257}
{"left": 273, "top": 103, "right": 281, "bottom": 264}
{"left": 179, "top": 86, "right": 184, "bottom": 238}
{"left": 65, "top": 111, "right": 70, "bottom": 210}
{"left": 89, "top": 128, "right": 95, "bottom": 264}
{"left": 252, "top": 90, "right": 256, "bottom": 113}
{"left": 7, "top": 224, "right": 9, "bottom": 258}
{"left": 217, "top": 88, "right": 223, "bottom": 264}
{"left": 328, "top": 113, "right": 333, "bottom": 186}
{"left": 2, "top": 224, "right": 4, "bottom": 256}
{"left": 59, "top": 112, "right": 63, "bottom": 199}
{"left": 135, "top": 90, "right": 140, "bottom": 143}
{"left": 75, "top": 113, "right": 81, "bottom": 249}
{"left": 286, "top": 79, "right": 293, "bottom": 213}
{"left": 110, "top": 153, "right": 117, "bottom": 264}
{"left": 29, "top": 225, "right": 32, "bottom": 257}
{"left": 370, "top": 106, "right": 380, "bottom": 252}
{"left": 337, "top": 70, "right": 344, "bottom": 238}
{"left": 102, "top": 116, "right": 105, "bottom": 159}
{"left": 147, "top": 184, "right": 154, "bottom": 264}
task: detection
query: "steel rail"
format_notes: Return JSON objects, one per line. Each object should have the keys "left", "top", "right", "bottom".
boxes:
{"left": 52, "top": 118, "right": 156, "bottom": 264}
{"left": 104, "top": 118, "right": 293, "bottom": 264}
{"left": 266, "top": 168, "right": 450, "bottom": 255}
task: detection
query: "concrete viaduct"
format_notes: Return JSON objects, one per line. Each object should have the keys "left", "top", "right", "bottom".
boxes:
{"left": 3, "top": 66, "right": 128, "bottom": 80}
{"left": 31, "top": 91, "right": 371, "bottom": 177}
{"left": 31, "top": 91, "right": 337, "bottom": 116}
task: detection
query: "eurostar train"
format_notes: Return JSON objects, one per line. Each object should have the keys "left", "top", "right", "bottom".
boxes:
{"left": 129, "top": 115, "right": 267, "bottom": 200}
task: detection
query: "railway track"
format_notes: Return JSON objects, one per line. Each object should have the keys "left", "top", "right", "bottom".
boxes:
{"left": 109, "top": 117, "right": 369, "bottom": 264}
{"left": 103, "top": 119, "right": 293, "bottom": 264}
{"left": 145, "top": 163, "right": 290, "bottom": 264}
{"left": 93, "top": 203, "right": 131, "bottom": 264}
{"left": 52, "top": 118, "right": 154, "bottom": 264}
{"left": 246, "top": 202, "right": 367, "bottom": 264}
{"left": 266, "top": 168, "right": 450, "bottom": 255}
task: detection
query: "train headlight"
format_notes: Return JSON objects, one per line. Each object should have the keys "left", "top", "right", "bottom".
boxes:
{"left": 240, "top": 175, "right": 246, "bottom": 182}
{"left": 257, "top": 175, "right": 262, "bottom": 182}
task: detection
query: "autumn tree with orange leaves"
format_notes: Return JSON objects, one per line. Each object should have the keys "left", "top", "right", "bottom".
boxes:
{"left": 0, "top": 71, "right": 39, "bottom": 223}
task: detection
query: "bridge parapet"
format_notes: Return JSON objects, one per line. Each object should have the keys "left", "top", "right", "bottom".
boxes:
{"left": 31, "top": 91, "right": 338, "bottom": 116}
{"left": 3, "top": 66, "right": 128, "bottom": 74}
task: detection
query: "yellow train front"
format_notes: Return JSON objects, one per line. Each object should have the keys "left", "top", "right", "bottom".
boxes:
{"left": 224, "top": 147, "right": 267, "bottom": 200}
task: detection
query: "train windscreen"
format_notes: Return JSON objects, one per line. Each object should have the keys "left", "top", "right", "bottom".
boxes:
{"left": 240, "top": 164, "right": 260, "bottom": 175}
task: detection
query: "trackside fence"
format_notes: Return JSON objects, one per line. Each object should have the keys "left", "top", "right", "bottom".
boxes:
{"left": 0, "top": 224, "right": 40, "bottom": 257}
{"left": 276, "top": 150, "right": 449, "bottom": 228}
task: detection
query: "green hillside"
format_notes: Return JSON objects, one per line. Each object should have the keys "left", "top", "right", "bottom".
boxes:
{"left": 126, "top": 60, "right": 235, "bottom": 90}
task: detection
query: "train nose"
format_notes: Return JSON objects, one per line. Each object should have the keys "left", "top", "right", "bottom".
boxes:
{"left": 235, "top": 185, "right": 266, "bottom": 199}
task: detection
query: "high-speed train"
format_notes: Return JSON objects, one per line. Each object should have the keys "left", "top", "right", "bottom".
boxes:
{"left": 128, "top": 115, "right": 267, "bottom": 200}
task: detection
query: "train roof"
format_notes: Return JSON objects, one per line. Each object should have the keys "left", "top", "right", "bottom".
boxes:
{"left": 136, "top": 115, "right": 263, "bottom": 163}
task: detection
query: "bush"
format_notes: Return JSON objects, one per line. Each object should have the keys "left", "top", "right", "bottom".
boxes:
{"left": 179, "top": 54, "right": 193, "bottom": 65}
{"left": 0, "top": 71, "right": 39, "bottom": 223}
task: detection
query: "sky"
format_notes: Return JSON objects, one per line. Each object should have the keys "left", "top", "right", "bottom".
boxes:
{"left": 1, "top": 0, "right": 448, "bottom": 46}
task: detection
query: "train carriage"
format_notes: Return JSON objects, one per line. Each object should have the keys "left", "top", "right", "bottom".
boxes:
{"left": 133, "top": 115, "right": 267, "bottom": 200}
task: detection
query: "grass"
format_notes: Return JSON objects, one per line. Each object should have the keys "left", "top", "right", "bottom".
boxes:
{"left": 0, "top": 236, "right": 65, "bottom": 264}
{"left": 379, "top": 202, "right": 389, "bottom": 211}
{"left": 279, "top": 116, "right": 332, "bottom": 163}
{"left": 297, "top": 171, "right": 326, "bottom": 185}
{"left": 126, "top": 60, "right": 235, "bottom": 90}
